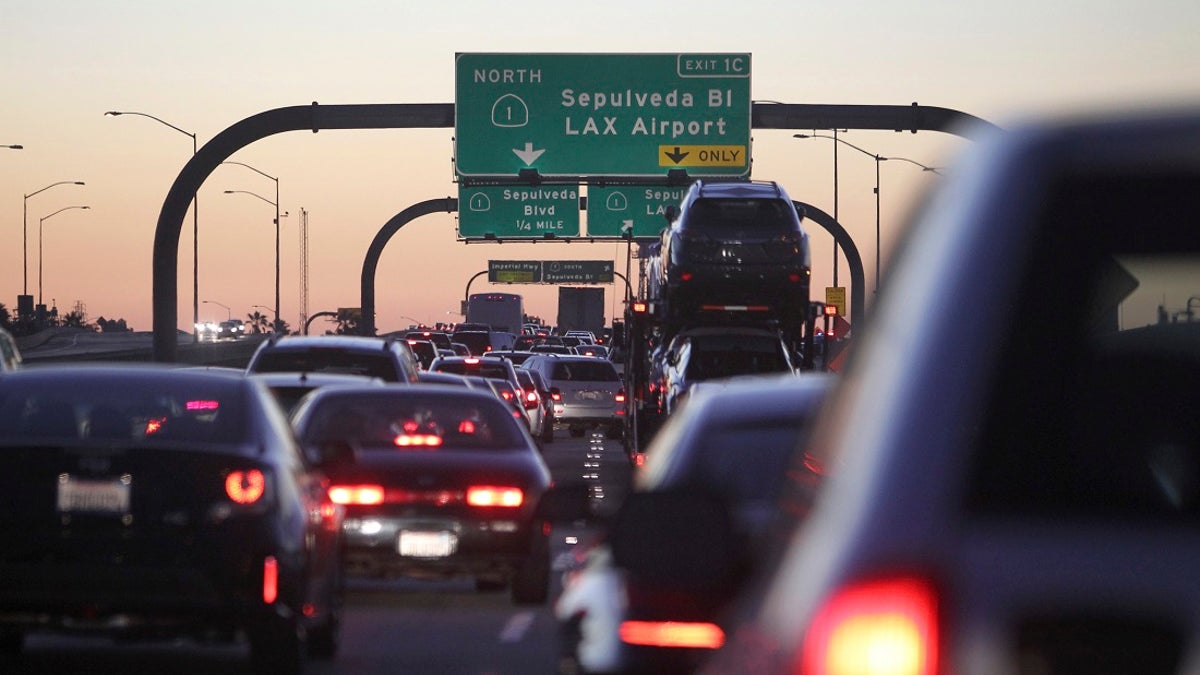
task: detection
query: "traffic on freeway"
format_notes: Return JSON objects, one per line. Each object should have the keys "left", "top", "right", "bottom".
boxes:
{"left": 5, "top": 80, "right": 1200, "bottom": 675}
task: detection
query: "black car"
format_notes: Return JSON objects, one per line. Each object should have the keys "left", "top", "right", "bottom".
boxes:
{"left": 0, "top": 364, "right": 344, "bottom": 674}
{"left": 290, "top": 385, "right": 554, "bottom": 605}
{"left": 246, "top": 335, "right": 421, "bottom": 384}
{"left": 657, "top": 326, "right": 796, "bottom": 414}
{"left": 554, "top": 373, "right": 833, "bottom": 674}
{"left": 648, "top": 180, "right": 811, "bottom": 334}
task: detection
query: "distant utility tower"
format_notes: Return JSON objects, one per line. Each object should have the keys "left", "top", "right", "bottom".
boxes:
{"left": 299, "top": 208, "right": 309, "bottom": 332}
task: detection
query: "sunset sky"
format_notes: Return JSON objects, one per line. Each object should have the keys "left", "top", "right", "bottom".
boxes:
{"left": 4, "top": 1, "right": 1198, "bottom": 335}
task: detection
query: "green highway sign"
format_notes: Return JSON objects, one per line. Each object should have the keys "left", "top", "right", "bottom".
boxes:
{"left": 458, "top": 184, "right": 581, "bottom": 239}
{"left": 488, "top": 260, "right": 542, "bottom": 283}
{"left": 585, "top": 185, "right": 688, "bottom": 238}
{"left": 455, "top": 53, "right": 751, "bottom": 178}
{"left": 542, "top": 260, "right": 614, "bottom": 284}
{"left": 483, "top": 260, "right": 615, "bottom": 284}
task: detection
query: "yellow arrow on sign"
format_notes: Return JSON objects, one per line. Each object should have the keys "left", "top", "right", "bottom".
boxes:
{"left": 658, "top": 145, "right": 746, "bottom": 167}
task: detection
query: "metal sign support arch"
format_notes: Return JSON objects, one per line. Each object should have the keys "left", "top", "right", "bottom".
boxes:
{"left": 154, "top": 101, "right": 992, "bottom": 361}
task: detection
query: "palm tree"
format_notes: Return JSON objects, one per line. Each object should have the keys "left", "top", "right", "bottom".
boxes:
{"left": 246, "top": 311, "right": 269, "bottom": 334}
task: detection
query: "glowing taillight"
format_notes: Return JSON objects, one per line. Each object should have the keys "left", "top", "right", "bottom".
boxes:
{"left": 225, "top": 469, "right": 266, "bottom": 504}
{"left": 615, "top": 388, "right": 626, "bottom": 403}
{"left": 551, "top": 391, "right": 562, "bottom": 402}
{"left": 329, "top": 484, "right": 385, "bottom": 505}
{"left": 620, "top": 621, "right": 725, "bottom": 649}
{"left": 262, "top": 556, "right": 278, "bottom": 604}
{"left": 466, "top": 486, "right": 523, "bottom": 508}
{"left": 801, "top": 577, "right": 938, "bottom": 675}
{"left": 394, "top": 434, "right": 443, "bottom": 447}
{"left": 524, "top": 391, "right": 539, "bottom": 408}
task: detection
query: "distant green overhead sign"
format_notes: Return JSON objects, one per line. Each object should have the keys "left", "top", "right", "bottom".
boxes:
{"left": 486, "top": 260, "right": 614, "bottom": 284}
{"left": 455, "top": 53, "right": 751, "bottom": 178}
{"left": 458, "top": 185, "right": 581, "bottom": 239}
{"left": 586, "top": 185, "right": 688, "bottom": 238}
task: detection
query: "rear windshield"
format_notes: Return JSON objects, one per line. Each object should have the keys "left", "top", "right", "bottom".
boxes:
{"left": 301, "top": 392, "right": 525, "bottom": 449}
{"left": 451, "top": 332, "right": 490, "bottom": 355}
{"left": 551, "top": 360, "right": 619, "bottom": 382}
{"left": 253, "top": 348, "right": 401, "bottom": 382}
{"left": 685, "top": 337, "right": 792, "bottom": 379}
{"left": 433, "top": 360, "right": 512, "bottom": 381}
{"left": 968, "top": 171, "right": 1200, "bottom": 522}
{"left": 685, "top": 198, "right": 797, "bottom": 233}
{"left": 0, "top": 377, "right": 248, "bottom": 445}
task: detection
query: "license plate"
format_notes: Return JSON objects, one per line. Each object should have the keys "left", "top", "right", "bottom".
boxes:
{"left": 57, "top": 476, "right": 131, "bottom": 514}
{"left": 576, "top": 390, "right": 602, "bottom": 401}
{"left": 398, "top": 530, "right": 457, "bottom": 557}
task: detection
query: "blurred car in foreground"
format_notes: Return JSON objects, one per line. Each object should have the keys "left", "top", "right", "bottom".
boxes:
{"left": 246, "top": 335, "right": 420, "bottom": 384}
{"left": 0, "top": 364, "right": 344, "bottom": 674}
{"left": 703, "top": 107, "right": 1200, "bottom": 674}
{"left": 0, "top": 326, "right": 21, "bottom": 371}
{"left": 290, "top": 385, "right": 554, "bottom": 605}
{"left": 554, "top": 373, "right": 834, "bottom": 674}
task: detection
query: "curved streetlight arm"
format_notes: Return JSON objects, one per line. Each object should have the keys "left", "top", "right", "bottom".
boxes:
{"left": 221, "top": 160, "right": 277, "bottom": 183}
{"left": 224, "top": 189, "right": 276, "bottom": 207}
{"left": 26, "top": 180, "right": 86, "bottom": 200}
{"left": 201, "top": 299, "right": 231, "bottom": 320}
{"left": 41, "top": 205, "right": 91, "bottom": 223}
{"left": 794, "top": 133, "right": 879, "bottom": 161}
{"left": 105, "top": 111, "right": 196, "bottom": 143}
{"left": 885, "top": 155, "right": 943, "bottom": 174}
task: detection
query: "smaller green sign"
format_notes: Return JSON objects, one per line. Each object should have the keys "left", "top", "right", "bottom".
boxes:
{"left": 586, "top": 185, "right": 687, "bottom": 238}
{"left": 458, "top": 185, "right": 581, "bottom": 239}
{"left": 542, "top": 260, "right": 614, "bottom": 284}
{"left": 488, "top": 260, "right": 542, "bottom": 283}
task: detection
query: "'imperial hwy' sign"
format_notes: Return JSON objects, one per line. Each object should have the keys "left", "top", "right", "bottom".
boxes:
{"left": 454, "top": 53, "right": 751, "bottom": 179}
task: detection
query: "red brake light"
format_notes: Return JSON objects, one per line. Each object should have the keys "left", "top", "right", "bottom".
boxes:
{"left": 394, "top": 434, "right": 443, "bottom": 447}
{"left": 187, "top": 400, "right": 220, "bottom": 411}
{"left": 466, "top": 486, "right": 524, "bottom": 508}
{"left": 262, "top": 556, "right": 278, "bottom": 604}
{"left": 801, "top": 576, "right": 939, "bottom": 675}
{"left": 225, "top": 469, "right": 266, "bottom": 504}
{"left": 465, "top": 357, "right": 480, "bottom": 364}
{"left": 329, "top": 484, "right": 385, "bottom": 505}
{"left": 620, "top": 620, "right": 725, "bottom": 649}
{"left": 615, "top": 388, "right": 626, "bottom": 403}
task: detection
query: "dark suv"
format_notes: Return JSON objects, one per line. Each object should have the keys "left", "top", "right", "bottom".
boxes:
{"left": 648, "top": 180, "right": 811, "bottom": 332}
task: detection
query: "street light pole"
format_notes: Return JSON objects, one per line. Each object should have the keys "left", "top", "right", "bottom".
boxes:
{"left": 795, "top": 133, "right": 941, "bottom": 296}
{"left": 3, "top": 145, "right": 22, "bottom": 149}
{"left": 225, "top": 188, "right": 284, "bottom": 333}
{"left": 105, "top": 111, "right": 200, "bottom": 340}
{"left": 39, "top": 205, "right": 90, "bottom": 307}
{"left": 24, "top": 181, "right": 86, "bottom": 300}
{"left": 221, "top": 162, "right": 282, "bottom": 332}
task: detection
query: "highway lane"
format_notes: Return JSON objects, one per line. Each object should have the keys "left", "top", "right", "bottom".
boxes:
{"left": 0, "top": 428, "right": 634, "bottom": 675}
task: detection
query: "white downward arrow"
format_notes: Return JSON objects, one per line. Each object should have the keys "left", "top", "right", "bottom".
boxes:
{"left": 512, "top": 142, "right": 545, "bottom": 165}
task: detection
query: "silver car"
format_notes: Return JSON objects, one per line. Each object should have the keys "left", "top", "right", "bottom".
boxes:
{"left": 521, "top": 354, "right": 623, "bottom": 438}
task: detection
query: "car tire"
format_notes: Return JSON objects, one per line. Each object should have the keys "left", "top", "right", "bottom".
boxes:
{"left": 306, "top": 571, "right": 343, "bottom": 660}
{"left": 248, "top": 615, "right": 304, "bottom": 675}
